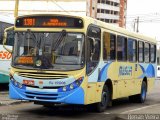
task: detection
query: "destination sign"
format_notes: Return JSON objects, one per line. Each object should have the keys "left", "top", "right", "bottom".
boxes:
{"left": 15, "top": 16, "right": 84, "bottom": 28}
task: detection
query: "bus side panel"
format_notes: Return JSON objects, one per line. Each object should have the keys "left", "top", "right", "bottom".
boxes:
{"left": 85, "top": 82, "right": 105, "bottom": 104}
{"left": 0, "top": 45, "right": 12, "bottom": 83}
{"left": 86, "top": 83, "right": 97, "bottom": 104}
{"left": 147, "top": 78, "right": 155, "bottom": 92}
{"left": 107, "top": 62, "right": 136, "bottom": 98}
{"left": 135, "top": 63, "right": 156, "bottom": 94}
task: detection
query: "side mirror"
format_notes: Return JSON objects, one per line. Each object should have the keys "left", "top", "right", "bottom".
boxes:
{"left": 3, "top": 26, "right": 14, "bottom": 53}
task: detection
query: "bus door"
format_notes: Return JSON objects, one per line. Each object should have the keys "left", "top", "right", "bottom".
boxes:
{"left": 86, "top": 25, "right": 101, "bottom": 103}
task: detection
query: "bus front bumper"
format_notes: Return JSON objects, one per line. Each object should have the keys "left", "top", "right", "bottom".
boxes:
{"left": 9, "top": 82, "right": 85, "bottom": 105}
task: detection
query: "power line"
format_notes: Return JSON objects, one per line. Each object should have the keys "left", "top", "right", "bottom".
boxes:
{"left": 127, "top": 12, "right": 160, "bottom": 17}
{"left": 51, "top": 0, "right": 70, "bottom": 14}
{"left": 127, "top": 18, "right": 160, "bottom": 23}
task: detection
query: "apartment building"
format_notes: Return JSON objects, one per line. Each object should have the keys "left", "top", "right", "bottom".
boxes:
{"left": 87, "top": 0, "right": 127, "bottom": 27}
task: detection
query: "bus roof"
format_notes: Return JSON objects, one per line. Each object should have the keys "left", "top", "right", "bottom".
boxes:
{"left": 83, "top": 16, "right": 157, "bottom": 44}
{"left": 0, "top": 15, "right": 14, "bottom": 24}
{"left": 15, "top": 14, "right": 157, "bottom": 44}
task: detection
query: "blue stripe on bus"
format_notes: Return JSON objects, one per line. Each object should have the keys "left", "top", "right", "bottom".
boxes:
{"left": 98, "top": 62, "right": 112, "bottom": 82}
{"left": 138, "top": 64, "right": 155, "bottom": 79}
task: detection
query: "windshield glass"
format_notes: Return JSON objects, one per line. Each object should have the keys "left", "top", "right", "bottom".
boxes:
{"left": 12, "top": 31, "right": 85, "bottom": 70}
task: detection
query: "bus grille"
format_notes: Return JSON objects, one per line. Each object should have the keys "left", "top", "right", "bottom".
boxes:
{"left": 25, "top": 91, "right": 60, "bottom": 100}
{"left": 17, "top": 72, "right": 68, "bottom": 79}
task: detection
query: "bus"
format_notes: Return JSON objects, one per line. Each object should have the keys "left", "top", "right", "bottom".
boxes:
{"left": 3, "top": 14, "right": 156, "bottom": 112}
{"left": 157, "top": 50, "right": 160, "bottom": 78}
{"left": 0, "top": 15, "right": 14, "bottom": 83}
{"left": 157, "top": 66, "right": 160, "bottom": 78}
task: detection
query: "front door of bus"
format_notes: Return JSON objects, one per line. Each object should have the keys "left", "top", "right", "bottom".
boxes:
{"left": 86, "top": 25, "right": 101, "bottom": 103}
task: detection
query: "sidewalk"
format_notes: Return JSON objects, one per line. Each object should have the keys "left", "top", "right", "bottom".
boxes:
{"left": 0, "top": 91, "right": 27, "bottom": 106}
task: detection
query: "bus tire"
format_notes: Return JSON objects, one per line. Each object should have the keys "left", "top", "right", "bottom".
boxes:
{"left": 136, "top": 81, "right": 147, "bottom": 103}
{"left": 95, "top": 85, "right": 110, "bottom": 112}
{"left": 129, "top": 81, "right": 147, "bottom": 103}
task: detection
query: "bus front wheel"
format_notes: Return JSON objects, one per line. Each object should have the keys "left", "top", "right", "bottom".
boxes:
{"left": 95, "top": 85, "right": 110, "bottom": 112}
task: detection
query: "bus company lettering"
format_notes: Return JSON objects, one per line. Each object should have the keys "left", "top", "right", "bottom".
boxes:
{"left": 119, "top": 66, "right": 132, "bottom": 76}
{"left": 0, "top": 51, "right": 12, "bottom": 60}
{"left": 49, "top": 81, "right": 66, "bottom": 85}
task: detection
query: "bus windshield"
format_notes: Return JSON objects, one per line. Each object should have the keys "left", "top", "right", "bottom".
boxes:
{"left": 12, "top": 31, "right": 85, "bottom": 70}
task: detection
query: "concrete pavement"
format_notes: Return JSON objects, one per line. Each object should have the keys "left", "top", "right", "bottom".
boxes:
{"left": 0, "top": 79, "right": 160, "bottom": 120}
{"left": 0, "top": 91, "right": 28, "bottom": 106}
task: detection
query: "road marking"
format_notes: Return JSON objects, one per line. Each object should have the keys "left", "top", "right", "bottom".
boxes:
{"left": 121, "top": 103, "right": 160, "bottom": 114}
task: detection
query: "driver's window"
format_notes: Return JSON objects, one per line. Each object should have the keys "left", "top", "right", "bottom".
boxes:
{"left": 87, "top": 25, "right": 101, "bottom": 75}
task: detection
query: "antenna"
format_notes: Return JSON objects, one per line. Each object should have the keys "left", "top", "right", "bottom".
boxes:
{"left": 14, "top": 0, "right": 19, "bottom": 18}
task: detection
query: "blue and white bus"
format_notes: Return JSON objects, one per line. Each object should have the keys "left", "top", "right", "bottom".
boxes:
{"left": 0, "top": 15, "right": 14, "bottom": 83}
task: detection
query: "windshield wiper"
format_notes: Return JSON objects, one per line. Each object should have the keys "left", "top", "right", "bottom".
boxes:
{"left": 53, "top": 30, "right": 66, "bottom": 51}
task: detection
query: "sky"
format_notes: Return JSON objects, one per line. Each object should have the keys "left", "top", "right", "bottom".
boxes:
{"left": 126, "top": 0, "right": 160, "bottom": 41}
{"left": 1, "top": 0, "right": 160, "bottom": 41}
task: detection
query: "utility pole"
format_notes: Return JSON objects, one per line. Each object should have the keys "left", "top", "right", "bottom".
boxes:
{"left": 133, "top": 19, "right": 136, "bottom": 32}
{"left": 14, "top": 0, "right": 19, "bottom": 18}
{"left": 136, "top": 16, "right": 139, "bottom": 33}
{"left": 133, "top": 16, "right": 139, "bottom": 32}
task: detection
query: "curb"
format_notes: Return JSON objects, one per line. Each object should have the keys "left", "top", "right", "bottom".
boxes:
{"left": 0, "top": 91, "right": 8, "bottom": 95}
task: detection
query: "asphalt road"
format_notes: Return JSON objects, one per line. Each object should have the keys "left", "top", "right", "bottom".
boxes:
{"left": 0, "top": 80, "right": 160, "bottom": 120}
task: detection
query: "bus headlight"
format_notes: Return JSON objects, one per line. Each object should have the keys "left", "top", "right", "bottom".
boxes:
{"left": 10, "top": 76, "right": 24, "bottom": 89}
{"left": 75, "top": 80, "right": 81, "bottom": 86}
{"left": 62, "top": 86, "right": 67, "bottom": 91}
{"left": 58, "top": 77, "right": 84, "bottom": 92}
{"left": 70, "top": 84, "right": 74, "bottom": 90}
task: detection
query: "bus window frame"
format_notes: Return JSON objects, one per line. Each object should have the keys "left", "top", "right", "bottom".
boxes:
{"left": 127, "top": 38, "right": 137, "bottom": 62}
{"left": 138, "top": 41, "right": 144, "bottom": 63}
{"left": 150, "top": 44, "right": 156, "bottom": 63}
{"left": 144, "top": 42, "right": 150, "bottom": 63}
{"left": 86, "top": 24, "right": 101, "bottom": 75}
{"left": 103, "top": 32, "right": 116, "bottom": 61}
{"left": 117, "top": 35, "right": 127, "bottom": 62}
{"left": 0, "top": 21, "right": 13, "bottom": 45}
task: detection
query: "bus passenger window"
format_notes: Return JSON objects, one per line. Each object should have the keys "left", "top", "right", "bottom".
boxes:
{"left": 6, "top": 30, "right": 15, "bottom": 46}
{"left": 138, "top": 41, "right": 144, "bottom": 62}
{"left": 128, "top": 38, "right": 137, "bottom": 62}
{"left": 117, "top": 36, "right": 127, "bottom": 61}
{"left": 150, "top": 44, "right": 156, "bottom": 63}
{"left": 144, "top": 43, "right": 150, "bottom": 63}
{"left": 103, "top": 32, "right": 116, "bottom": 60}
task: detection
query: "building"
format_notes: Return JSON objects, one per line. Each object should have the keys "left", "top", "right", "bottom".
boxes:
{"left": 0, "top": 0, "right": 127, "bottom": 27}
{"left": 86, "top": 0, "right": 127, "bottom": 27}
